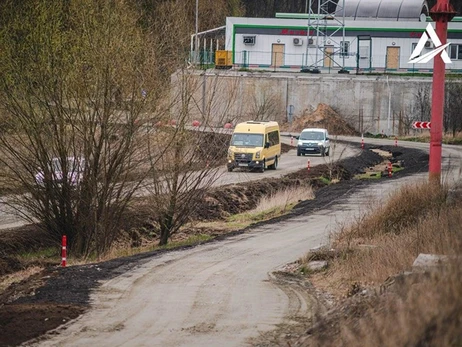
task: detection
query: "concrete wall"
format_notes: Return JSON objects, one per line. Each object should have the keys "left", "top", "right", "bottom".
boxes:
{"left": 180, "top": 70, "right": 460, "bottom": 135}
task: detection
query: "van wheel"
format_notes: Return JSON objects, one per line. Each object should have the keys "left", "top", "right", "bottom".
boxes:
{"left": 268, "top": 157, "right": 278, "bottom": 170}
{"left": 259, "top": 160, "right": 266, "bottom": 173}
{"left": 326, "top": 148, "right": 330, "bottom": 157}
{"left": 228, "top": 167, "right": 233, "bottom": 172}
{"left": 321, "top": 148, "right": 325, "bottom": 157}
{"left": 297, "top": 151, "right": 301, "bottom": 157}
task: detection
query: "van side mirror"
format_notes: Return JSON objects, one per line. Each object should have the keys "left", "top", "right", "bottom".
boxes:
{"left": 264, "top": 142, "right": 270, "bottom": 149}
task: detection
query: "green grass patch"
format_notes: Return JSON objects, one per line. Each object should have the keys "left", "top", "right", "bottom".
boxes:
{"left": 228, "top": 204, "right": 297, "bottom": 225}
{"left": 159, "top": 234, "right": 212, "bottom": 250}
{"left": 356, "top": 172, "right": 383, "bottom": 180}
{"left": 19, "top": 247, "right": 57, "bottom": 260}
{"left": 318, "top": 176, "right": 331, "bottom": 185}
{"left": 397, "top": 135, "right": 462, "bottom": 145}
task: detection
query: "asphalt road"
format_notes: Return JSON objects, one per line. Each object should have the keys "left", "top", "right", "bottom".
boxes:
{"left": 32, "top": 140, "right": 462, "bottom": 346}
{"left": 0, "top": 137, "right": 359, "bottom": 231}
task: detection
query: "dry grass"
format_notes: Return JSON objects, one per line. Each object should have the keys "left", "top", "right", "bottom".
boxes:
{"left": 400, "top": 132, "right": 462, "bottom": 145}
{"left": 229, "top": 185, "right": 314, "bottom": 224}
{"left": 319, "top": 181, "right": 458, "bottom": 290}
{"left": 0, "top": 266, "right": 44, "bottom": 292}
{"left": 308, "top": 261, "right": 462, "bottom": 347}
{"left": 194, "top": 186, "right": 314, "bottom": 233}
{"left": 302, "top": 182, "right": 462, "bottom": 346}
{"left": 252, "top": 185, "right": 314, "bottom": 214}
{"left": 336, "top": 181, "right": 448, "bottom": 243}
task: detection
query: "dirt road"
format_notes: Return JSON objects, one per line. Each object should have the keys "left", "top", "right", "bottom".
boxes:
{"left": 13, "top": 138, "right": 461, "bottom": 347}
{"left": 34, "top": 145, "right": 461, "bottom": 347}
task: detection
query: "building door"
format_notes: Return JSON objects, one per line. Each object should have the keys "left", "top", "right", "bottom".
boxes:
{"left": 324, "top": 46, "right": 334, "bottom": 68}
{"left": 357, "top": 37, "right": 372, "bottom": 70}
{"left": 386, "top": 46, "right": 400, "bottom": 70}
{"left": 271, "top": 44, "right": 285, "bottom": 67}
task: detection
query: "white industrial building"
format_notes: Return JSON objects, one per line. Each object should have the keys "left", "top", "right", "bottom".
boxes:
{"left": 223, "top": 0, "right": 462, "bottom": 73}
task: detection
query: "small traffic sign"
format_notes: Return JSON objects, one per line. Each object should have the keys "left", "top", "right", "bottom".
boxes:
{"left": 412, "top": 121, "right": 431, "bottom": 129}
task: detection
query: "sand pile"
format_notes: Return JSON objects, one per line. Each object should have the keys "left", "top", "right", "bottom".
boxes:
{"left": 284, "top": 103, "right": 358, "bottom": 135}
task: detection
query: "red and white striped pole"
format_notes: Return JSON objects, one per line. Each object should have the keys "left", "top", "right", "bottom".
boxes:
{"left": 388, "top": 162, "right": 393, "bottom": 178}
{"left": 61, "top": 235, "right": 67, "bottom": 267}
{"left": 307, "top": 159, "right": 311, "bottom": 172}
{"left": 290, "top": 136, "right": 294, "bottom": 146}
{"left": 361, "top": 136, "right": 365, "bottom": 150}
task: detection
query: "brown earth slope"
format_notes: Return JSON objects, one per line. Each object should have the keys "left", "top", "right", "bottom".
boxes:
{"left": 283, "top": 103, "right": 358, "bottom": 135}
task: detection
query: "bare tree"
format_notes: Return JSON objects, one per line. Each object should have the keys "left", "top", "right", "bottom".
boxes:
{"left": 147, "top": 70, "right": 229, "bottom": 246}
{"left": 0, "top": 0, "right": 159, "bottom": 258}
{"left": 249, "top": 86, "right": 284, "bottom": 122}
{"left": 414, "top": 84, "right": 432, "bottom": 122}
{"left": 445, "top": 82, "right": 462, "bottom": 137}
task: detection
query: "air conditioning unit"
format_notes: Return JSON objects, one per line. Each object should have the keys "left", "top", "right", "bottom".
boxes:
{"left": 308, "top": 38, "right": 315, "bottom": 45}
{"left": 293, "top": 38, "right": 303, "bottom": 46}
{"left": 424, "top": 41, "right": 434, "bottom": 49}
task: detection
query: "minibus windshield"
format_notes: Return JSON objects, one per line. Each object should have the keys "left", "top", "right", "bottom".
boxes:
{"left": 231, "top": 133, "right": 264, "bottom": 147}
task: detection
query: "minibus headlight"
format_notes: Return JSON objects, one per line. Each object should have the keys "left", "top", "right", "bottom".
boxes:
{"left": 255, "top": 151, "right": 261, "bottom": 159}
{"left": 228, "top": 149, "right": 234, "bottom": 159}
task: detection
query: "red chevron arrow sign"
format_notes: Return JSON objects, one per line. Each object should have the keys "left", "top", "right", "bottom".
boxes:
{"left": 412, "top": 121, "right": 431, "bottom": 129}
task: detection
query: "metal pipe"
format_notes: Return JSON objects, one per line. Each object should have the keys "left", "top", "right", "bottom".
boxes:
{"left": 315, "top": 0, "right": 320, "bottom": 69}
{"left": 386, "top": 75, "right": 391, "bottom": 136}
{"left": 428, "top": 0, "right": 456, "bottom": 182}
{"left": 341, "top": 0, "right": 346, "bottom": 70}
{"left": 305, "top": 0, "right": 313, "bottom": 67}
{"left": 195, "top": 0, "right": 199, "bottom": 65}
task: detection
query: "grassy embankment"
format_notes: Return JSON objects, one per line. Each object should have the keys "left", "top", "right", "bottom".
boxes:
{"left": 301, "top": 181, "right": 462, "bottom": 346}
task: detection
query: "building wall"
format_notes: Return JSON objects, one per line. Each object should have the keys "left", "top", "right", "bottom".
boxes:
{"left": 225, "top": 17, "right": 462, "bottom": 72}
{"left": 181, "top": 70, "right": 458, "bottom": 135}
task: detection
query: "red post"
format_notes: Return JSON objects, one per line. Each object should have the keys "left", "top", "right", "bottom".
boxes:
{"left": 290, "top": 136, "right": 294, "bottom": 146}
{"left": 429, "top": 0, "right": 456, "bottom": 182}
{"left": 361, "top": 137, "right": 365, "bottom": 150}
{"left": 394, "top": 136, "right": 398, "bottom": 147}
{"left": 307, "top": 159, "right": 311, "bottom": 172}
{"left": 388, "top": 162, "right": 393, "bottom": 178}
{"left": 61, "top": 235, "right": 67, "bottom": 267}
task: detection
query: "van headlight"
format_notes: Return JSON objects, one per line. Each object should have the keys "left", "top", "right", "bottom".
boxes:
{"left": 228, "top": 149, "right": 234, "bottom": 159}
{"left": 318, "top": 142, "right": 324, "bottom": 146}
{"left": 255, "top": 151, "right": 261, "bottom": 159}
{"left": 298, "top": 141, "right": 302, "bottom": 146}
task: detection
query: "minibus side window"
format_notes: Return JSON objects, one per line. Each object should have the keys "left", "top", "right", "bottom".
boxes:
{"left": 268, "top": 131, "right": 279, "bottom": 146}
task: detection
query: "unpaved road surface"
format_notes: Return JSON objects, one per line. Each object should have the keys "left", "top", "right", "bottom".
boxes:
{"left": 34, "top": 141, "right": 462, "bottom": 347}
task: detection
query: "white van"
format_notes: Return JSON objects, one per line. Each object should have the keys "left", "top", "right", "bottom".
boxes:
{"left": 297, "top": 128, "right": 330, "bottom": 157}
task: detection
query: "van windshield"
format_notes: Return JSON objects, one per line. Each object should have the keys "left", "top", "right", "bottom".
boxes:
{"left": 300, "top": 131, "right": 324, "bottom": 141}
{"left": 231, "top": 133, "right": 264, "bottom": 147}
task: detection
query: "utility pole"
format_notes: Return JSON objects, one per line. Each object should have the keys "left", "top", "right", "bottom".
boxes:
{"left": 195, "top": 0, "right": 199, "bottom": 65}
{"left": 429, "top": 0, "right": 456, "bottom": 182}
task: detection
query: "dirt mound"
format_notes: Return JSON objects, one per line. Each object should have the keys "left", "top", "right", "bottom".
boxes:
{"left": 284, "top": 104, "right": 358, "bottom": 135}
